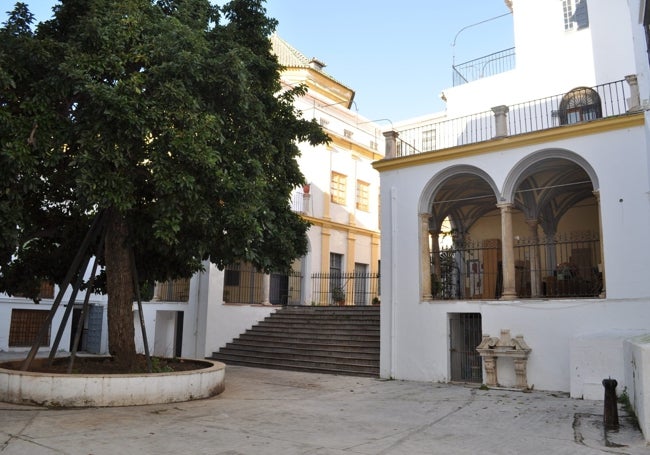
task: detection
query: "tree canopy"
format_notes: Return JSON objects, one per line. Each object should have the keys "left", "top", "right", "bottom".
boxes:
{"left": 0, "top": 0, "right": 328, "bottom": 365}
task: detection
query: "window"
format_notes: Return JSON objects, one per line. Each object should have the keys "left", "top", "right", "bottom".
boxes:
{"left": 330, "top": 253, "right": 343, "bottom": 276}
{"left": 330, "top": 253, "right": 344, "bottom": 303}
{"left": 558, "top": 87, "right": 602, "bottom": 125}
{"left": 563, "top": 0, "right": 589, "bottom": 31}
{"left": 330, "top": 171, "right": 347, "bottom": 205}
{"left": 422, "top": 129, "right": 436, "bottom": 151}
{"left": 356, "top": 180, "right": 370, "bottom": 211}
{"left": 9, "top": 309, "right": 50, "bottom": 347}
{"left": 224, "top": 269, "right": 240, "bottom": 286}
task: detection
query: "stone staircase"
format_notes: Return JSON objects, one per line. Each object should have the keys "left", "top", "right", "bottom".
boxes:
{"left": 208, "top": 306, "right": 380, "bottom": 377}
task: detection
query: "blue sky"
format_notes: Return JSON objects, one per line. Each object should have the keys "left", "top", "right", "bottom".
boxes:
{"left": 15, "top": 1, "right": 513, "bottom": 122}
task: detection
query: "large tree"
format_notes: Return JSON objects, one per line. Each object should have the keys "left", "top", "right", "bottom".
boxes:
{"left": 0, "top": 0, "right": 328, "bottom": 368}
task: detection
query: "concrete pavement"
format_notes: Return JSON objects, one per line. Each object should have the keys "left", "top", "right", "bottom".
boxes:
{"left": 1, "top": 365, "right": 648, "bottom": 454}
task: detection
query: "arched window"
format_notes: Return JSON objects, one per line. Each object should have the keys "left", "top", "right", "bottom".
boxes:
{"left": 558, "top": 87, "right": 602, "bottom": 125}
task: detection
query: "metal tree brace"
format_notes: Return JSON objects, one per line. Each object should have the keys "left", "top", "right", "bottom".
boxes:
{"left": 20, "top": 210, "right": 152, "bottom": 373}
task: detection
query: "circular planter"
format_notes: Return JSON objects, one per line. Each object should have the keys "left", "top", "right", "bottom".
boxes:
{"left": 0, "top": 358, "right": 225, "bottom": 407}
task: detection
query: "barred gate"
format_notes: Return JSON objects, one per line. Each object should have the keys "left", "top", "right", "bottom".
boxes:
{"left": 449, "top": 313, "right": 483, "bottom": 383}
{"left": 311, "top": 272, "right": 380, "bottom": 306}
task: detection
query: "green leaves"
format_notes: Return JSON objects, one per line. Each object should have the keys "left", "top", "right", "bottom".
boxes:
{"left": 1, "top": 0, "right": 328, "bottom": 295}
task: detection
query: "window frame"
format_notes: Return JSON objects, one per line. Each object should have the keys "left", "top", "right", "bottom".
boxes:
{"left": 330, "top": 171, "right": 347, "bottom": 205}
{"left": 356, "top": 180, "right": 370, "bottom": 211}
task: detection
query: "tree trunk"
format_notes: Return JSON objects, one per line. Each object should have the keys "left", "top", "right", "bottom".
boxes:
{"left": 104, "top": 209, "right": 137, "bottom": 369}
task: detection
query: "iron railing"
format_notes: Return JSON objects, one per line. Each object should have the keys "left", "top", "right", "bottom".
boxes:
{"left": 394, "top": 79, "right": 630, "bottom": 158}
{"left": 430, "top": 232, "right": 601, "bottom": 300}
{"left": 514, "top": 231, "right": 601, "bottom": 298}
{"left": 311, "top": 272, "right": 380, "bottom": 306}
{"left": 507, "top": 80, "right": 628, "bottom": 136}
{"left": 452, "top": 47, "right": 516, "bottom": 86}
{"left": 396, "top": 110, "right": 494, "bottom": 156}
{"left": 223, "top": 263, "right": 302, "bottom": 305}
{"left": 153, "top": 278, "right": 190, "bottom": 302}
{"left": 290, "top": 190, "right": 310, "bottom": 214}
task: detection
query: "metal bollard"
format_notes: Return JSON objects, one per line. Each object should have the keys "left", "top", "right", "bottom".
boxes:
{"left": 602, "top": 378, "right": 619, "bottom": 429}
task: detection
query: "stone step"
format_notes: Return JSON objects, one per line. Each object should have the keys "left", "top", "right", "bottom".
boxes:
{"left": 209, "top": 356, "right": 379, "bottom": 378}
{"left": 238, "top": 329, "right": 379, "bottom": 342}
{"left": 210, "top": 352, "right": 379, "bottom": 376}
{"left": 220, "top": 344, "right": 379, "bottom": 360}
{"left": 208, "top": 306, "right": 380, "bottom": 377}
{"left": 230, "top": 338, "right": 380, "bottom": 353}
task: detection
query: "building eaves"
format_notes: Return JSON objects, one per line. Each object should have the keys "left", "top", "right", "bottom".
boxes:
{"left": 270, "top": 33, "right": 355, "bottom": 95}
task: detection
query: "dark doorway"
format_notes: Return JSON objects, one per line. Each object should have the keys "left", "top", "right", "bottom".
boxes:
{"left": 449, "top": 313, "right": 483, "bottom": 383}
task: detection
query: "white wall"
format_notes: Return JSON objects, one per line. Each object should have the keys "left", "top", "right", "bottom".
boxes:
{"left": 379, "top": 122, "right": 650, "bottom": 391}
{"left": 624, "top": 335, "right": 650, "bottom": 442}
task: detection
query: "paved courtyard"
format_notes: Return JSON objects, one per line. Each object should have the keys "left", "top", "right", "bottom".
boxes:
{"left": 1, "top": 365, "right": 648, "bottom": 454}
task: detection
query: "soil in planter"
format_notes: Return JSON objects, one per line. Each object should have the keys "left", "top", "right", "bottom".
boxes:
{"left": 1, "top": 355, "right": 210, "bottom": 375}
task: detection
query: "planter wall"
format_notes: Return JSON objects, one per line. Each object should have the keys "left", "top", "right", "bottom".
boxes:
{"left": 0, "top": 358, "right": 225, "bottom": 407}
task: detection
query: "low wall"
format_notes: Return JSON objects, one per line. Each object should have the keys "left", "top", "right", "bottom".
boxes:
{"left": 570, "top": 330, "right": 647, "bottom": 400}
{"left": 624, "top": 335, "right": 650, "bottom": 443}
{"left": 0, "top": 358, "right": 226, "bottom": 407}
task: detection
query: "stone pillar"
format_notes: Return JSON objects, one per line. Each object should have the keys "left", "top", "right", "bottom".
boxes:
{"left": 430, "top": 228, "right": 441, "bottom": 299}
{"left": 491, "top": 105, "right": 509, "bottom": 138}
{"left": 526, "top": 219, "right": 542, "bottom": 297}
{"left": 593, "top": 190, "right": 606, "bottom": 297}
{"left": 513, "top": 358, "right": 529, "bottom": 389}
{"left": 483, "top": 356, "right": 498, "bottom": 387}
{"left": 383, "top": 130, "right": 399, "bottom": 159}
{"left": 420, "top": 213, "right": 433, "bottom": 300}
{"left": 625, "top": 74, "right": 641, "bottom": 112}
{"left": 261, "top": 273, "right": 271, "bottom": 305}
{"left": 497, "top": 203, "right": 517, "bottom": 300}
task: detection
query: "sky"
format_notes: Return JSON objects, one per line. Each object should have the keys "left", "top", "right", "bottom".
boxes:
{"left": 14, "top": 0, "right": 514, "bottom": 122}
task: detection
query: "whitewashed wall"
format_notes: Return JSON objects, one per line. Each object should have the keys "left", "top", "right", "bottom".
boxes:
{"left": 379, "top": 123, "right": 650, "bottom": 393}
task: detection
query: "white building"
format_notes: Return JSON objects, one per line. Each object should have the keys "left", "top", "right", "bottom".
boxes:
{"left": 376, "top": 0, "right": 650, "bottom": 440}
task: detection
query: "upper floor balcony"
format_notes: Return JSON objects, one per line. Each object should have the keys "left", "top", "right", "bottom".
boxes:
{"left": 385, "top": 76, "right": 641, "bottom": 159}
{"left": 452, "top": 47, "right": 516, "bottom": 87}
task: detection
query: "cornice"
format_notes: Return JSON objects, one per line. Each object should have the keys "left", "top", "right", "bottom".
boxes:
{"left": 302, "top": 215, "right": 380, "bottom": 238}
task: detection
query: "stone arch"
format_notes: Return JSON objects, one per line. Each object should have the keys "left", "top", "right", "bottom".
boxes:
{"left": 419, "top": 164, "right": 501, "bottom": 214}
{"left": 501, "top": 148, "right": 599, "bottom": 204}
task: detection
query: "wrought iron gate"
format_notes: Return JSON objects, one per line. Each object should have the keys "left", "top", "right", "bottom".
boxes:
{"left": 449, "top": 313, "right": 483, "bottom": 383}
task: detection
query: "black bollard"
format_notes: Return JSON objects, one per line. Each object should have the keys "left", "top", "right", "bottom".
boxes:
{"left": 602, "top": 378, "right": 619, "bottom": 430}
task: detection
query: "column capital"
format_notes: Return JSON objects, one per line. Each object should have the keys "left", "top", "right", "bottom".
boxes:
{"left": 496, "top": 201, "right": 514, "bottom": 211}
{"left": 491, "top": 105, "right": 509, "bottom": 115}
{"left": 525, "top": 218, "right": 539, "bottom": 229}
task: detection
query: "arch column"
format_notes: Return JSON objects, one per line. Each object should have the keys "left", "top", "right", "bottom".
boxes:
{"left": 420, "top": 213, "right": 433, "bottom": 300}
{"left": 526, "top": 219, "right": 542, "bottom": 297}
{"left": 593, "top": 190, "right": 606, "bottom": 297}
{"left": 261, "top": 273, "right": 271, "bottom": 305}
{"left": 497, "top": 203, "right": 517, "bottom": 300}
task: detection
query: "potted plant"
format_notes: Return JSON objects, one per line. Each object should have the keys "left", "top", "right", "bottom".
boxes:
{"left": 332, "top": 286, "right": 346, "bottom": 306}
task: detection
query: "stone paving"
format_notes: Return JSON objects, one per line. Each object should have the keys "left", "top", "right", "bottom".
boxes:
{"left": 1, "top": 365, "right": 648, "bottom": 454}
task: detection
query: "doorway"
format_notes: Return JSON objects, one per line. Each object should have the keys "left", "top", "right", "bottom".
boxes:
{"left": 449, "top": 313, "right": 483, "bottom": 383}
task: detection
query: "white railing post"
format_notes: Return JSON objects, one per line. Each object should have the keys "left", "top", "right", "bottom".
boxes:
{"left": 625, "top": 74, "right": 641, "bottom": 112}
{"left": 491, "top": 105, "right": 509, "bottom": 138}
{"left": 383, "top": 130, "right": 399, "bottom": 158}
